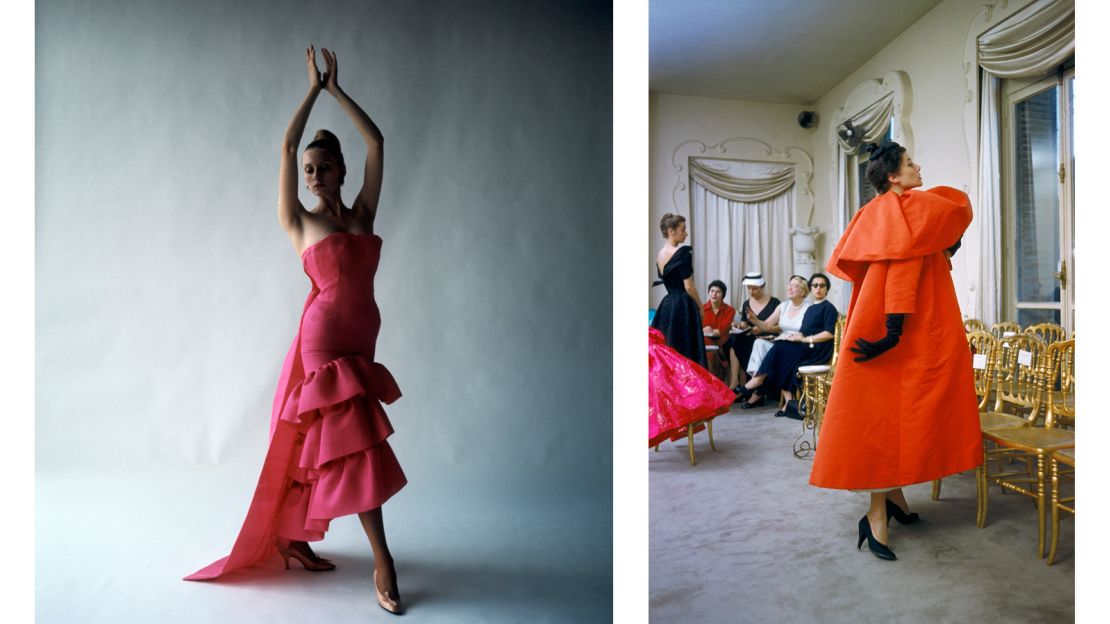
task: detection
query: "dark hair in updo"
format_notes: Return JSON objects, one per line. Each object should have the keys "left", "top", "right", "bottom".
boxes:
{"left": 659, "top": 213, "right": 686, "bottom": 237}
{"left": 305, "top": 129, "right": 347, "bottom": 185}
{"left": 865, "top": 141, "right": 906, "bottom": 194}
{"left": 708, "top": 279, "right": 727, "bottom": 297}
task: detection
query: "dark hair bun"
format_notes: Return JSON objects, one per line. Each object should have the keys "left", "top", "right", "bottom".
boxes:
{"left": 312, "top": 129, "right": 341, "bottom": 148}
{"left": 306, "top": 129, "right": 347, "bottom": 184}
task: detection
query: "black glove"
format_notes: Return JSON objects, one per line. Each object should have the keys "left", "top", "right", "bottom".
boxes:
{"left": 946, "top": 236, "right": 962, "bottom": 257}
{"left": 850, "top": 313, "right": 905, "bottom": 362}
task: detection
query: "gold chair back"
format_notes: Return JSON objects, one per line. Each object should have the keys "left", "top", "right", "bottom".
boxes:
{"left": 830, "top": 315, "right": 846, "bottom": 368}
{"left": 966, "top": 330, "right": 998, "bottom": 410}
{"left": 964, "top": 318, "right": 986, "bottom": 333}
{"left": 991, "top": 321, "right": 1022, "bottom": 339}
{"left": 1043, "top": 339, "right": 1075, "bottom": 429}
{"left": 993, "top": 333, "right": 1047, "bottom": 423}
{"left": 1024, "top": 322, "right": 1066, "bottom": 345}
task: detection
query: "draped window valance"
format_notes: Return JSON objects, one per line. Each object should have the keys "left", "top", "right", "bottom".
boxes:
{"left": 978, "top": 0, "right": 1074, "bottom": 78}
{"left": 688, "top": 158, "right": 795, "bottom": 203}
{"left": 836, "top": 92, "right": 895, "bottom": 154}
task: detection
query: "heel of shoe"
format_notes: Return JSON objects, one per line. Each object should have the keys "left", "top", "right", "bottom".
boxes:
{"left": 858, "top": 515, "right": 897, "bottom": 561}
{"left": 885, "top": 499, "right": 920, "bottom": 525}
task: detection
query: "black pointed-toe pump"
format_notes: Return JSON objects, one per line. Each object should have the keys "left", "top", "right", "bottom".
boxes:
{"left": 857, "top": 516, "right": 897, "bottom": 561}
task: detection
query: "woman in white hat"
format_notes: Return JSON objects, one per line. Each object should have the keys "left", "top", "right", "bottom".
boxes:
{"left": 726, "top": 272, "right": 781, "bottom": 391}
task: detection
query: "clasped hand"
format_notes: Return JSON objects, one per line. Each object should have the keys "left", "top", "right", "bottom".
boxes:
{"left": 305, "top": 45, "right": 340, "bottom": 94}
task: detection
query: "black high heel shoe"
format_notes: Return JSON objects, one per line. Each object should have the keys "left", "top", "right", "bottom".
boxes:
{"left": 857, "top": 516, "right": 897, "bottom": 561}
{"left": 733, "top": 385, "right": 753, "bottom": 403}
{"left": 886, "top": 500, "right": 920, "bottom": 525}
{"left": 738, "top": 391, "right": 765, "bottom": 409}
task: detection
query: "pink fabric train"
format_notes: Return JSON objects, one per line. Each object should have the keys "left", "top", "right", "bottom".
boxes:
{"left": 186, "top": 232, "right": 407, "bottom": 581}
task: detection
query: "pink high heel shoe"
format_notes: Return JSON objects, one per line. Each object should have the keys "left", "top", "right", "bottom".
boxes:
{"left": 374, "top": 569, "right": 403, "bottom": 615}
{"left": 274, "top": 541, "right": 336, "bottom": 572}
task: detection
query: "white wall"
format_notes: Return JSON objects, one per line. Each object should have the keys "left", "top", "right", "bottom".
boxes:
{"left": 648, "top": 91, "right": 816, "bottom": 308}
{"left": 37, "top": 0, "right": 613, "bottom": 517}
{"left": 811, "top": 0, "right": 1029, "bottom": 317}
{"left": 649, "top": 0, "right": 1033, "bottom": 318}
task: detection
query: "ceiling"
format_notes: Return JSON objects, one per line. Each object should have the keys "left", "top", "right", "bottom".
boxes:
{"left": 650, "top": 0, "right": 944, "bottom": 105}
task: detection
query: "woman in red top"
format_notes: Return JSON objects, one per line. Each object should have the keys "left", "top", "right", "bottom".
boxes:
{"left": 809, "top": 141, "right": 980, "bottom": 562}
{"left": 702, "top": 280, "right": 736, "bottom": 364}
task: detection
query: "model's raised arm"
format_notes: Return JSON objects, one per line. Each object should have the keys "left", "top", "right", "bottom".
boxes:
{"left": 279, "top": 46, "right": 325, "bottom": 237}
{"left": 322, "top": 48, "right": 384, "bottom": 225}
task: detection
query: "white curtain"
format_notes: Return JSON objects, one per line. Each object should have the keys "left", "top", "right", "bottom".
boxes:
{"left": 836, "top": 92, "right": 895, "bottom": 154}
{"left": 689, "top": 158, "right": 795, "bottom": 311}
{"left": 975, "top": 0, "right": 1074, "bottom": 324}
{"left": 978, "top": 0, "right": 1074, "bottom": 77}
{"left": 976, "top": 73, "right": 1002, "bottom": 325}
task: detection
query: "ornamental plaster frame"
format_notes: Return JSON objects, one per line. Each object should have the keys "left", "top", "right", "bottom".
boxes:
{"left": 961, "top": 0, "right": 1011, "bottom": 203}
{"left": 825, "top": 70, "right": 913, "bottom": 312}
{"left": 669, "top": 137, "right": 816, "bottom": 279}
{"left": 828, "top": 70, "right": 915, "bottom": 238}
{"left": 669, "top": 137, "right": 815, "bottom": 226}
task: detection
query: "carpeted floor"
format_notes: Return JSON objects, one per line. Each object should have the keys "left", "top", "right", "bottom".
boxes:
{"left": 649, "top": 403, "right": 1074, "bottom": 623}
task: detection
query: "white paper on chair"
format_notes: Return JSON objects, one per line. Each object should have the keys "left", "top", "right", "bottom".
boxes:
{"left": 1018, "top": 349, "right": 1033, "bottom": 367}
{"left": 1003, "top": 331, "right": 1017, "bottom": 337}
{"left": 972, "top": 353, "right": 987, "bottom": 370}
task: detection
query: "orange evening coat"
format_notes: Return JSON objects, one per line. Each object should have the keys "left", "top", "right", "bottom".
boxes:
{"left": 809, "top": 186, "right": 982, "bottom": 490}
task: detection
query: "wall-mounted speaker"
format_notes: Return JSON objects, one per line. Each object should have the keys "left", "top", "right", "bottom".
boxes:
{"left": 797, "top": 111, "right": 818, "bottom": 129}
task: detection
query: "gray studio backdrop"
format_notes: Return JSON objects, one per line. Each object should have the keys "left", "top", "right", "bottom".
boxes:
{"left": 37, "top": 0, "right": 612, "bottom": 621}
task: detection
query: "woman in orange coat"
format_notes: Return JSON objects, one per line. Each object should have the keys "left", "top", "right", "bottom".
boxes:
{"left": 809, "top": 141, "right": 981, "bottom": 561}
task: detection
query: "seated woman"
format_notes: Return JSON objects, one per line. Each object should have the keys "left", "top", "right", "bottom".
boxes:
{"left": 702, "top": 280, "right": 736, "bottom": 371}
{"left": 727, "top": 272, "right": 781, "bottom": 390}
{"left": 738, "top": 275, "right": 810, "bottom": 404}
{"left": 736, "top": 273, "right": 838, "bottom": 415}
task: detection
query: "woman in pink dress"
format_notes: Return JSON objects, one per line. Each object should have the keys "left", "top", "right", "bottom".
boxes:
{"left": 186, "top": 46, "right": 406, "bottom": 615}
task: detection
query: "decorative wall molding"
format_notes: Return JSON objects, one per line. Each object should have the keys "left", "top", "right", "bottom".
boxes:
{"left": 669, "top": 136, "right": 815, "bottom": 224}
{"left": 962, "top": 0, "right": 1010, "bottom": 199}
{"left": 824, "top": 70, "right": 914, "bottom": 312}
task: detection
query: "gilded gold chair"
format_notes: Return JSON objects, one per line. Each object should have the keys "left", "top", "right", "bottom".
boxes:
{"left": 982, "top": 333, "right": 1046, "bottom": 427}
{"left": 1043, "top": 339, "right": 1074, "bottom": 430}
{"left": 1024, "top": 322, "right": 1066, "bottom": 346}
{"left": 653, "top": 421, "right": 717, "bottom": 467}
{"left": 964, "top": 318, "right": 986, "bottom": 333}
{"left": 932, "top": 330, "right": 998, "bottom": 500}
{"left": 990, "top": 321, "right": 1022, "bottom": 339}
{"left": 1047, "top": 447, "right": 1075, "bottom": 565}
{"left": 792, "top": 316, "right": 845, "bottom": 458}
{"left": 977, "top": 339, "right": 1075, "bottom": 558}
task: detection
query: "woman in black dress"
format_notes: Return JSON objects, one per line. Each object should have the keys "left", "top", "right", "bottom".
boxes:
{"left": 652, "top": 213, "right": 707, "bottom": 368}
{"left": 727, "top": 272, "right": 782, "bottom": 391}
{"left": 735, "top": 273, "right": 838, "bottom": 418}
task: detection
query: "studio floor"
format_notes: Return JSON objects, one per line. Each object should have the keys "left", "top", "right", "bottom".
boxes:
{"left": 649, "top": 403, "right": 1074, "bottom": 623}
{"left": 37, "top": 464, "right": 611, "bottom": 623}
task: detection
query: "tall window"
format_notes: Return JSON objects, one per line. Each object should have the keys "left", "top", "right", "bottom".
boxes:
{"left": 1001, "top": 66, "right": 1074, "bottom": 330}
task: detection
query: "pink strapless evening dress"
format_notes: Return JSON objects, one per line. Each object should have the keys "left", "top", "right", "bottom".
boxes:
{"left": 186, "top": 232, "right": 407, "bottom": 581}
{"left": 648, "top": 327, "right": 733, "bottom": 447}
